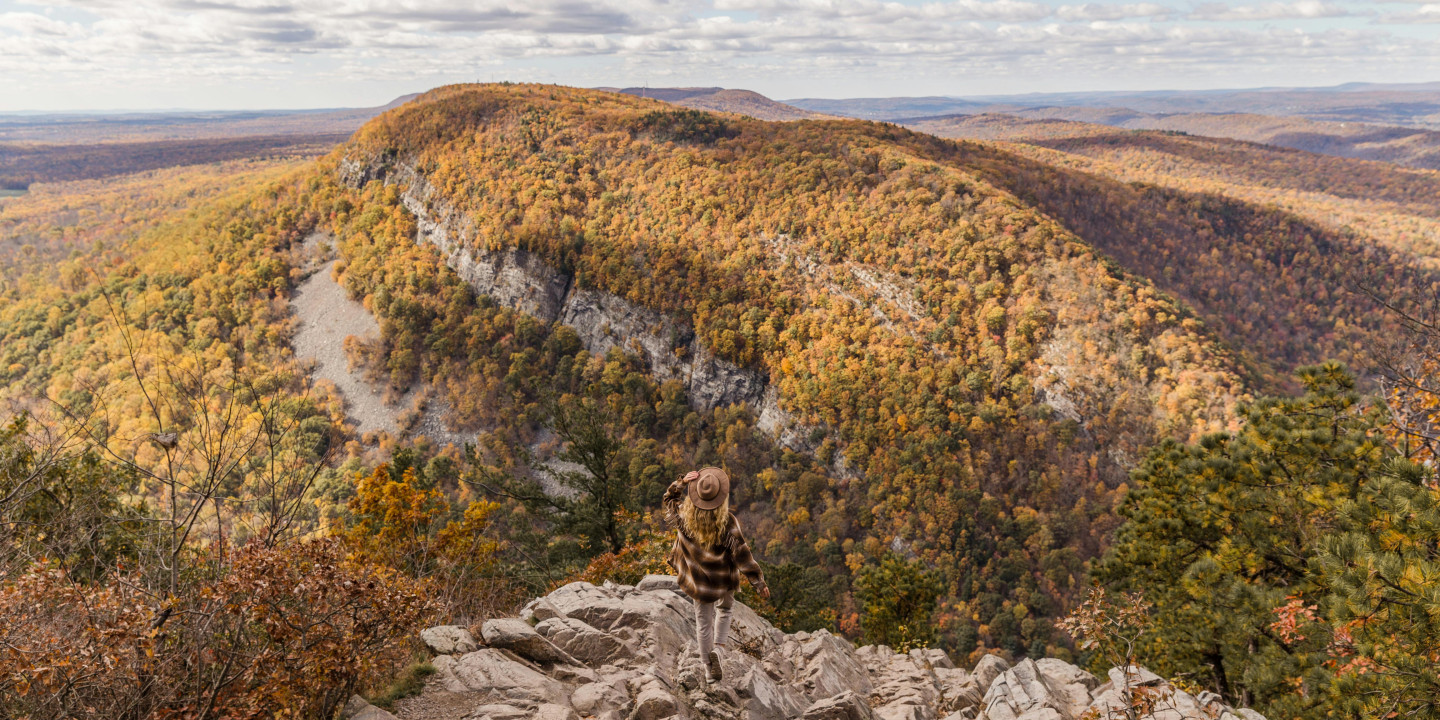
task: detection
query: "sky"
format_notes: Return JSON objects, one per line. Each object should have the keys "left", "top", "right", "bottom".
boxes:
{"left": 0, "top": 0, "right": 1437, "bottom": 111}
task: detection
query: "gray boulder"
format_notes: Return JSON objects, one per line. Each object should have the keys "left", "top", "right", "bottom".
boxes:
{"left": 521, "top": 597, "right": 566, "bottom": 623}
{"left": 571, "top": 680, "right": 632, "bottom": 717}
{"left": 911, "top": 648, "right": 955, "bottom": 669}
{"left": 1106, "top": 665, "right": 1164, "bottom": 689}
{"left": 803, "top": 691, "right": 876, "bottom": 720}
{"left": 628, "top": 684, "right": 681, "bottom": 720}
{"left": 547, "top": 581, "right": 630, "bottom": 629}
{"left": 971, "top": 655, "right": 1011, "bottom": 694}
{"left": 717, "top": 645, "right": 808, "bottom": 719}
{"left": 481, "top": 617, "right": 580, "bottom": 666}
{"left": 981, "top": 657, "right": 1095, "bottom": 720}
{"left": 536, "top": 615, "right": 636, "bottom": 665}
{"left": 788, "top": 630, "right": 874, "bottom": 701}
{"left": 636, "top": 574, "right": 683, "bottom": 593}
{"left": 433, "top": 649, "right": 569, "bottom": 705}
{"left": 342, "top": 695, "right": 399, "bottom": 720}
{"left": 534, "top": 704, "right": 581, "bottom": 720}
{"left": 419, "top": 625, "right": 478, "bottom": 655}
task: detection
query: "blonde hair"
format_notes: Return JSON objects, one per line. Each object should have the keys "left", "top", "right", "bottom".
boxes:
{"left": 680, "top": 495, "right": 730, "bottom": 547}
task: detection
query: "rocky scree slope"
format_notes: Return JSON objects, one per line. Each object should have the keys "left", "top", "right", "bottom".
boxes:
{"left": 347, "top": 576, "right": 1266, "bottom": 720}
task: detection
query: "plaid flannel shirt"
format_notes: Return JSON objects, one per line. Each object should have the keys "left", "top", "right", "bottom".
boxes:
{"left": 662, "top": 478, "right": 766, "bottom": 603}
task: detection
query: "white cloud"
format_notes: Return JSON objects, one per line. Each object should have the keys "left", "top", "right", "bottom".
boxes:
{"left": 1054, "top": 3, "right": 1174, "bottom": 21}
{"left": 1188, "top": 0, "right": 1353, "bottom": 20}
{"left": 0, "top": 0, "right": 1437, "bottom": 109}
{"left": 1376, "top": 2, "right": 1440, "bottom": 22}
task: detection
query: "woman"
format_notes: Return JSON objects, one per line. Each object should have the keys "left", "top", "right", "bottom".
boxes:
{"left": 663, "top": 467, "right": 769, "bottom": 682}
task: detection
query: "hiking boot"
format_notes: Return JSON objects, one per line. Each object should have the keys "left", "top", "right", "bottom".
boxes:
{"left": 708, "top": 649, "right": 723, "bottom": 682}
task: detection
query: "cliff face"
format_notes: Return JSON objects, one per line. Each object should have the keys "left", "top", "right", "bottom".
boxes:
{"left": 347, "top": 576, "right": 1267, "bottom": 720}
{"left": 338, "top": 154, "right": 815, "bottom": 452}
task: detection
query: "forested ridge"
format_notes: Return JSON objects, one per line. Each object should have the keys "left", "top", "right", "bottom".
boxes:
{"left": 1, "top": 83, "right": 1436, "bottom": 718}
{"left": 909, "top": 114, "right": 1440, "bottom": 388}
{"left": 335, "top": 83, "right": 1263, "bottom": 654}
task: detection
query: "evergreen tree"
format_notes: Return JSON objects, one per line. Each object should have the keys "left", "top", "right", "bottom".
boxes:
{"left": 855, "top": 550, "right": 944, "bottom": 650}
{"left": 466, "top": 393, "right": 645, "bottom": 567}
{"left": 1094, "top": 363, "right": 1384, "bottom": 717}
{"left": 1313, "top": 458, "right": 1440, "bottom": 718}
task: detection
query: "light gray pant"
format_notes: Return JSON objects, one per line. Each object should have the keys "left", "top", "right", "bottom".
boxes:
{"left": 695, "top": 592, "right": 735, "bottom": 660}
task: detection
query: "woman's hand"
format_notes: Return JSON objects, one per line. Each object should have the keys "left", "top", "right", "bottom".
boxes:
{"left": 665, "top": 471, "right": 700, "bottom": 500}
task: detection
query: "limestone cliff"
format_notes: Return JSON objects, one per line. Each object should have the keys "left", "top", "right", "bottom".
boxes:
{"left": 338, "top": 154, "right": 814, "bottom": 452}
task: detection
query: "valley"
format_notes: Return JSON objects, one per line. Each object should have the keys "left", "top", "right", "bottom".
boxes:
{"left": 3, "top": 82, "right": 1438, "bottom": 720}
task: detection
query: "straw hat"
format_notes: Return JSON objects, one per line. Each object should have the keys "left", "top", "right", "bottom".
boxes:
{"left": 688, "top": 467, "right": 730, "bottom": 511}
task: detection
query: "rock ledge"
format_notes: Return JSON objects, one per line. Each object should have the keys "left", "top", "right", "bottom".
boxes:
{"left": 348, "top": 576, "right": 1265, "bottom": 720}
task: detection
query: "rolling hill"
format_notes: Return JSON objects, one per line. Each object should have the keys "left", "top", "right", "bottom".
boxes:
{"left": 905, "top": 112, "right": 1440, "bottom": 383}
{"left": 598, "top": 86, "right": 823, "bottom": 121}
{"left": 319, "top": 84, "right": 1429, "bottom": 651}
{"left": 971, "top": 107, "right": 1440, "bottom": 171}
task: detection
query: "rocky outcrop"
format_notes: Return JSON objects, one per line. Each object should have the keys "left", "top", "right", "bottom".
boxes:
{"left": 379, "top": 576, "right": 1266, "bottom": 720}
{"left": 335, "top": 154, "right": 882, "bottom": 482}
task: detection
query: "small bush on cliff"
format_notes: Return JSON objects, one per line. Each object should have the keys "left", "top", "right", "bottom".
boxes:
{"left": 855, "top": 550, "right": 944, "bottom": 651}
{"left": 345, "top": 462, "right": 513, "bottom": 622}
{"left": 567, "top": 511, "right": 673, "bottom": 587}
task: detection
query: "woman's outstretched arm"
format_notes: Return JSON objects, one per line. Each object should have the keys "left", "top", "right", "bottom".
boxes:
{"left": 729, "top": 524, "right": 770, "bottom": 599}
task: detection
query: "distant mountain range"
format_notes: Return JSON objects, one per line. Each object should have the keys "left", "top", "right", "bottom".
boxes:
{"left": 0, "top": 93, "right": 419, "bottom": 144}
{"left": 905, "top": 108, "right": 1440, "bottom": 171}
{"left": 785, "top": 81, "right": 1440, "bottom": 129}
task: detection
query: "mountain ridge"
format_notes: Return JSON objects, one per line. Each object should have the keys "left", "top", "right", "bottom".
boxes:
{"left": 596, "top": 87, "right": 824, "bottom": 121}
{"left": 321, "top": 81, "right": 1263, "bottom": 655}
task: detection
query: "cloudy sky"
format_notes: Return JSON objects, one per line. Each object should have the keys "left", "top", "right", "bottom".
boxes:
{"left": 0, "top": 0, "right": 1436, "bottom": 111}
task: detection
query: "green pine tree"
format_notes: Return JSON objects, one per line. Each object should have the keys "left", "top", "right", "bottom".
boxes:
{"left": 1094, "top": 363, "right": 1384, "bottom": 718}
{"left": 1313, "top": 458, "right": 1440, "bottom": 718}
{"left": 855, "top": 550, "right": 944, "bottom": 651}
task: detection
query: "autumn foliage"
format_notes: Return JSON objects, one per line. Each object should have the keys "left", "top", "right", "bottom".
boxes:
{"left": 2, "top": 81, "right": 1439, "bottom": 714}
{"left": 0, "top": 540, "right": 432, "bottom": 720}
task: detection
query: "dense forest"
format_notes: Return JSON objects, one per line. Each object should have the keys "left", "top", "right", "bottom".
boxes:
{"left": 911, "top": 115, "right": 1440, "bottom": 388}
{"left": 2, "top": 84, "right": 1438, "bottom": 719}
{"left": 339, "top": 84, "right": 1269, "bottom": 656}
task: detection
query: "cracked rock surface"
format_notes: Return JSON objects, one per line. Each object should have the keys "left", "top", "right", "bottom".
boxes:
{"left": 345, "top": 576, "right": 1266, "bottom": 720}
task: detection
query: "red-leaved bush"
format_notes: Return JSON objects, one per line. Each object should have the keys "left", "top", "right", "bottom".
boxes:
{"left": 0, "top": 539, "right": 434, "bottom": 720}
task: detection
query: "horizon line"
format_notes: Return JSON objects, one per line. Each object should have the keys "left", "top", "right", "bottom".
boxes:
{"left": 2, "top": 78, "right": 1438, "bottom": 116}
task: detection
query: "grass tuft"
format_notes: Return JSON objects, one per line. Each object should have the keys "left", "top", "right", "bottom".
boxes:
{"left": 368, "top": 660, "right": 436, "bottom": 710}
